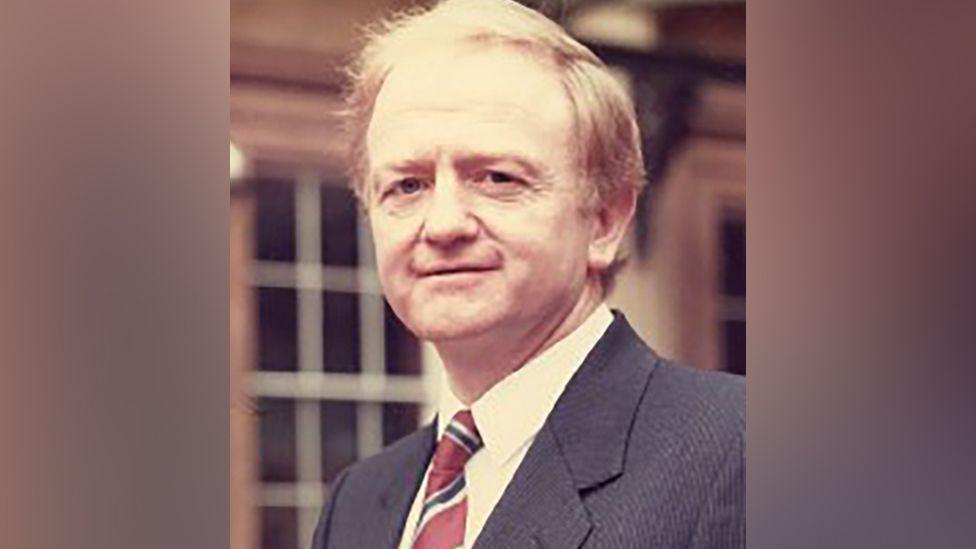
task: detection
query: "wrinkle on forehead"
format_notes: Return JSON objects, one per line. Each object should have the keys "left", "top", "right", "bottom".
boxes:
{"left": 367, "top": 44, "right": 575, "bottom": 148}
{"left": 368, "top": 110, "right": 558, "bottom": 162}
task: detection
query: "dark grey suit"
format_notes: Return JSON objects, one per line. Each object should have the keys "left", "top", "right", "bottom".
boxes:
{"left": 312, "top": 313, "right": 745, "bottom": 548}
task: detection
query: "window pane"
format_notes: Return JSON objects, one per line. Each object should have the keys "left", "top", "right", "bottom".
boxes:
{"left": 320, "top": 184, "right": 359, "bottom": 267}
{"left": 385, "top": 302, "right": 420, "bottom": 375}
{"left": 383, "top": 403, "right": 421, "bottom": 446}
{"left": 255, "top": 178, "right": 296, "bottom": 262}
{"left": 721, "top": 216, "right": 746, "bottom": 297}
{"left": 320, "top": 401, "right": 358, "bottom": 481}
{"left": 258, "top": 398, "right": 296, "bottom": 482}
{"left": 260, "top": 506, "right": 298, "bottom": 549}
{"left": 258, "top": 288, "right": 298, "bottom": 372}
{"left": 722, "top": 320, "right": 746, "bottom": 376}
{"left": 323, "top": 292, "right": 360, "bottom": 372}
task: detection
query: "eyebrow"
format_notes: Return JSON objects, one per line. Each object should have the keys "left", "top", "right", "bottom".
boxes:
{"left": 369, "top": 157, "right": 432, "bottom": 191}
{"left": 453, "top": 154, "right": 543, "bottom": 179}
{"left": 370, "top": 151, "right": 546, "bottom": 191}
{"left": 374, "top": 158, "right": 432, "bottom": 175}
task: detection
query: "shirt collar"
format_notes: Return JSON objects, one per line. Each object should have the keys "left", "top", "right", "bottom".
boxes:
{"left": 436, "top": 304, "right": 614, "bottom": 467}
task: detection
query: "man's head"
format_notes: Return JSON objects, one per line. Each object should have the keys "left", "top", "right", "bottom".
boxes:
{"left": 344, "top": 0, "right": 645, "bottom": 343}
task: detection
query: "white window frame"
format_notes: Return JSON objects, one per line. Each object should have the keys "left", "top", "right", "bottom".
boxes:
{"left": 248, "top": 172, "right": 438, "bottom": 548}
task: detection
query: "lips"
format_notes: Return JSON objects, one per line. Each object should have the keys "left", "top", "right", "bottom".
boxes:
{"left": 415, "top": 262, "right": 498, "bottom": 277}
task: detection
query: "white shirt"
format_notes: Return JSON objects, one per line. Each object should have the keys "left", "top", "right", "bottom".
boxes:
{"left": 397, "top": 305, "right": 614, "bottom": 549}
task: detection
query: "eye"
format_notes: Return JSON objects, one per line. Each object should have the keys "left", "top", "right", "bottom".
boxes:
{"left": 482, "top": 171, "right": 519, "bottom": 184}
{"left": 395, "top": 177, "right": 425, "bottom": 195}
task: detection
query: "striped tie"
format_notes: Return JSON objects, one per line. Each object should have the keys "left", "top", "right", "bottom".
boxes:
{"left": 411, "top": 410, "right": 482, "bottom": 549}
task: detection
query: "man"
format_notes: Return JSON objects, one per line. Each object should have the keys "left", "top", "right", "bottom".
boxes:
{"left": 312, "top": 1, "right": 745, "bottom": 547}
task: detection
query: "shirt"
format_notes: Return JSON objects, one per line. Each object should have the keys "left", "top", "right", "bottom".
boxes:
{"left": 397, "top": 305, "right": 614, "bottom": 549}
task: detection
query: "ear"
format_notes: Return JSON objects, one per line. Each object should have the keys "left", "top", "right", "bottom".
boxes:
{"left": 587, "top": 187, "right": 637, "bottom": 271}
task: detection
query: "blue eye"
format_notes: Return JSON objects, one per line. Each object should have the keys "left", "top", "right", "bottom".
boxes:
{"left": 397, "top": 177, "right": 424, "bottom": 194}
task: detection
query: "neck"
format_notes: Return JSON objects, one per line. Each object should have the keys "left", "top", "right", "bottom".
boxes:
{"left": 433, "top": 277, "right": 604, "bottom": 404}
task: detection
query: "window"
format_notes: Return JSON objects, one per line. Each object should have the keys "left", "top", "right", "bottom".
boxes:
{"left": 250, "top": 173, "right": 436, "bottom": 549}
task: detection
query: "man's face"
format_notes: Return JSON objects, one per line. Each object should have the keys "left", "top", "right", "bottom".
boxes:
{"left": 365, "top": 45, "right": 602, "bottom": 343}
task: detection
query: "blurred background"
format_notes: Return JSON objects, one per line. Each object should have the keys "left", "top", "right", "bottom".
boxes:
{"left": 230, "top": 1, "right": 744, "bottom": 547}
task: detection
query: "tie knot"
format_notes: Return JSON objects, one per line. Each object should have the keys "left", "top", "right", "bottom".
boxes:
{"left": 431, "top": 410, "right": 482, "bottom": 471}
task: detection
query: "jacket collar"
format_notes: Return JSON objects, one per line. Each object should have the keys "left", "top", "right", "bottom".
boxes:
{"left": 378, "top": 424, "right": 436, "bottom": 548}
{"left": 547, "top": 311, "right": 660, "bottom": 490}
{"left": 474, "top": 312, "right": 660, "bottom": 549}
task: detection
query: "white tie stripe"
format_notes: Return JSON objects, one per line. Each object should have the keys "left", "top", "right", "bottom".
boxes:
{"left": 444, "top": 427, "right": 481, "bottom": 455}
{"left": 444, "top": 424, "right": 480, "bottom": 455}
{"left": 419, "top": 475, "right": 466, "bottom": 521}
{"left": 413, "top": 476, "right": 468, "bottom": 540}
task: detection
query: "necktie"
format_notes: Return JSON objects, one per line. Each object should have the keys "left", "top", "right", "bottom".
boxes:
{"left": 411, "top": 410, "right": 483, "bottom": 549}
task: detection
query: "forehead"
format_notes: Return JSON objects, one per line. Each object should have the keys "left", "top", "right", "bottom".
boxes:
{"left": 366, "top": 44, "right": 576, "bottom": 168}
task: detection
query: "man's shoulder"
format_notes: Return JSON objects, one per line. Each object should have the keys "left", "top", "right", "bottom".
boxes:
{"left": 598, "top": 312, "right": 744, "bottom": 434}
{"left": 591, "top": 358, "right": 744, "bottom": 547}
{"left": 583, "top": 312, "right": 745, "bottom": 445}
{"left": 646, "top": 360, "right": 746, "bottom": 429}
{"left": 627, "top": 358, "right": 745, "bottom": 467}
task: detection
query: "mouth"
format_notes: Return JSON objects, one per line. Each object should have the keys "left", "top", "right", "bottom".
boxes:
{"left": 418, "top": 265, "right": 498, "bottom": 278}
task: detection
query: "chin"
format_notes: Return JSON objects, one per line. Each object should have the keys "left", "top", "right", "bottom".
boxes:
{"left": 408, "top": 316, "right": 494, "bottom": 342}
{"left": 401, "top": 301, "right": 506, "bottom": 342}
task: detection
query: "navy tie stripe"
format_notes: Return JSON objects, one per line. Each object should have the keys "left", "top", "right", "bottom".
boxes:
{"left": 421, "top": 475, "right": 466, "bottom": 517}
{"left": 414, "top": 476, "right": 467, "bottom": 539}
{"left": 444, "top": 422, "right": 480, "bottom": 454}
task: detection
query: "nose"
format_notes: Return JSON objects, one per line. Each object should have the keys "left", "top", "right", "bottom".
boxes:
{"left": 420, "top": 173, "right": 478, "bottom": 245}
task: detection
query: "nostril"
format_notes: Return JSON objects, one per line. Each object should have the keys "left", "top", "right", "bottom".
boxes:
{"left": 421, "top": 207, "right": 478, "bottom": 242}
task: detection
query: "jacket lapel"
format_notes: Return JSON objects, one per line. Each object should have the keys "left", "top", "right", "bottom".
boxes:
{"left": 472, "top": 425, "right": 592, "bottom": 549}
{"left": 374, "top": 423, "right": 436, "bottom": 549}
{"left": 474, "top": 313, "right": 659, "bottom": 549}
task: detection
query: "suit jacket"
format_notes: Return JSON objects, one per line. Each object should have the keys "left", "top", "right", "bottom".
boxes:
{"left": 312, "top": 313, "right": 745, "bottom": 549}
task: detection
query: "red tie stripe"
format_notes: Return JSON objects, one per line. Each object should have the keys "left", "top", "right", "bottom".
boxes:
{"left": 411, "top": 410, "right": 482, "bottom": 549}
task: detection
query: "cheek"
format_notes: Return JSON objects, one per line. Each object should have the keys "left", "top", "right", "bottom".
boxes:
{"left": 373, "top": 238, "right": 404, "bottom": 275}
{"left": 370, "top": 219, "right": 415, "bottom": 277}
{"left": 368, "top": 222, "right": 394, "bottom": 272}
{"left": 489, "top": 208, "right": 581, "bottom": 253}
